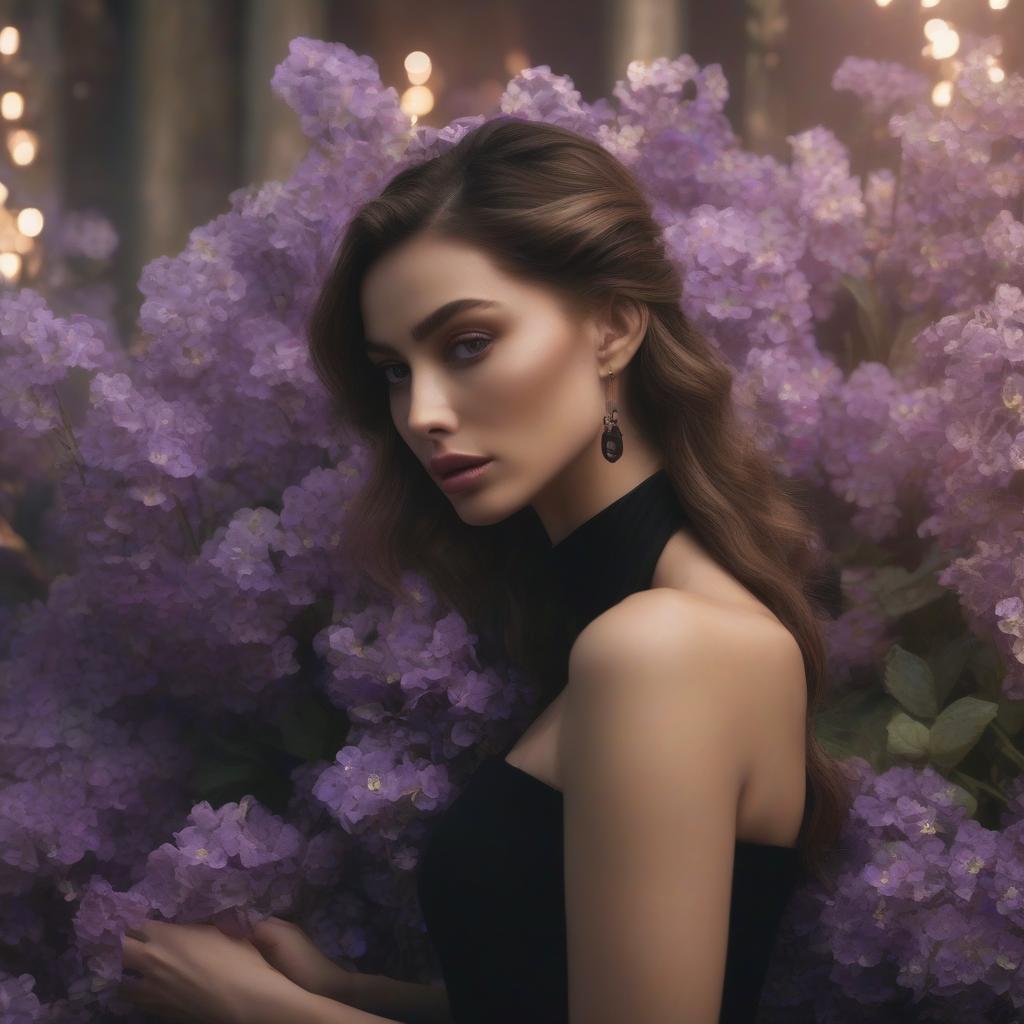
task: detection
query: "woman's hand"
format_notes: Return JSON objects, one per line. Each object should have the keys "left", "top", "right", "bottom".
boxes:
{"left": 117, "top": 919, "right": 305, "bottom": 1024}
{"left": 248, "top": 916, "right": 359, "bottom": 1003}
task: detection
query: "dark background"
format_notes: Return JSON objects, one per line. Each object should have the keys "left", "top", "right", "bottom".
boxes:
{"left": 3, "top": 0, "right": 1019, "bottom": 343}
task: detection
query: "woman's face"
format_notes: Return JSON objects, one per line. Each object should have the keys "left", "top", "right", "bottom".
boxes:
{"left": 361, "top": 232, "right": 610, "bottom": 527}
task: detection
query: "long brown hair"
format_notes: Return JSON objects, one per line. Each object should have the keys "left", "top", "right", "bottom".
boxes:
{"left": 306, "top": 116, "right": 851, "bottom": 886}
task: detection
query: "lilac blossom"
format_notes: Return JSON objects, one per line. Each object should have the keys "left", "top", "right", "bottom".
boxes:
{"left": 3, "top": 34, "right": 1024, "bottom": 1021}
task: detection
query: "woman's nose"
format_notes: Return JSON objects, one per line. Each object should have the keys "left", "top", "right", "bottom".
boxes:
{"left": 404, "top": 372, "right": 459, "bottom": 436}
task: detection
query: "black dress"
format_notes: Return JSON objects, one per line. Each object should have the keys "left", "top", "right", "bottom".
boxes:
{"left": 416, "top": 468, "right": 811, "bottom": 1023}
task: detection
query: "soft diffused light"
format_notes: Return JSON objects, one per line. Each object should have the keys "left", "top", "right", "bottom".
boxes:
{"left": 931, "top": 28, "right": 960, "bottom": 59}
{"left": 16, "top": 207, "right": 42, "bottom": 237}
{"left": 0, "top": 91, "right": 22, "bottom": 120}
{"left": 924, "top": 18, "right": 949, "bottom": 40}
{"left": 399, "top": 84, "right": 434, "bottom": 118}
{"left": 8, "top": 128, "right": 35, "bottom": 166}
{"left": 875, "top": 0, "right": 893, "bottom": 7}
{"left": 921, "top": 0, "right": 941, "bottom": 7}
{"left": 989, "top": 65, "right": 1006, "bottom": 82}
{"left": 932, "top": 80, "right": 953, "bottom": 106}
{"left": 989, "top": 0, "right": 1009, "bottom": 9}
{"left": 0, "top": 26, "right": 19, "bottom": 56}
{"left": 403, "top": 50, "right": 431, "bottom": 85}
{"left": 0, "top": 252, "right": 21, "bottom": 280}
{"left": 504, "top": 48, "right": 529, "bottom": 76}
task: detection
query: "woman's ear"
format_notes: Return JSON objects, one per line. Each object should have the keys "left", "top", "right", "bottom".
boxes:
{"left": 598, "top": 295, "right": 648, "bottom": 367}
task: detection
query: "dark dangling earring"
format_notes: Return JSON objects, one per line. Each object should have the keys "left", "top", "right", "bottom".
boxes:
{"left": 601, "top": 368, "right": 623, "bottom": 463}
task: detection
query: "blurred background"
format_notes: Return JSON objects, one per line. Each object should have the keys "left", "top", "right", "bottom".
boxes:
{"left": 2, "top": 0, "right": 1022, "bottom": 345}
{"left": 2, "top": 6, "right": 1024, "bottom": 1015}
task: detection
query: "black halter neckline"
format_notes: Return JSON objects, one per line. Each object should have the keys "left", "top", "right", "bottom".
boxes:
{"left": 545, "top": 468, "right": 689, "bottom": 631}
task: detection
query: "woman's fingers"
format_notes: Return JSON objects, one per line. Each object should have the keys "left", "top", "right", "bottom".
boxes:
{"left": 121, "top": 932, "right": 153, "bottom": 974}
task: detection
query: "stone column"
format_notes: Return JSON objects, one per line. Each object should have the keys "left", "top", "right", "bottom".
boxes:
{"left": 744, "top": 0, "right": 788, "bottom": 156}
{"left": 241, "top": 0, "right": 328, "bottom": 186}
{"left": 606, "top": 0, "right": 689, "bottom": 87}
{"left": 130, "top": 0, "right": 238, "bottom": 266}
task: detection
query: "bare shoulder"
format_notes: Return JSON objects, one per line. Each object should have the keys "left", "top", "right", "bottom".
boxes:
{"left": 558, "top": 588, "right": 806, "bottom": 1019}
{"left": 570, "top": 587, "right": 805, "bottom": 705}
{"left": 565, "top": 588, "right": 807, "bottom": 780}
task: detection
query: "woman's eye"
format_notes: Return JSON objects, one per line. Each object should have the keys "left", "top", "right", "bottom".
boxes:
{"left": 377, "top": 333, "right": 492, "bottom": 388}
{"left": 380, "top": 364, "right": 408, "bottom": 387}
{"left": 451, "top": 333, "right": 492, "bottom": 358}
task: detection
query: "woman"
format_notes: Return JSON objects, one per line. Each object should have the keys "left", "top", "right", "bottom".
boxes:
{"left": 119, "top": 117, "right": 849, "bottom": 1024}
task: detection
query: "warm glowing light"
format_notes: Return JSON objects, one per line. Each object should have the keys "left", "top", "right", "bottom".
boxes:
{"left": 403, "top": 51, "right": 430, "bottom": 75}
{"left": 8, "top": 128, "right": 35, "bottom": 165}
{"left": 399, "top": 84, "right": 434, "bottom": 119}
{"left": 504, "top": 48, "right": 529, "bottom": 76}
{"left": 932, "top": 80, "right": 953, "bottom": 106}
{"left": 404, "top": 51, "right": 431, "bottom": 85}
{"left": 0, "top": 91, "right": 22, "bottom": 120}
{"left": 921, "top": 0, "right": 941, "bottom": 7}
{"left": 931, "top": 28, "right": 960, "bottom": 59}
{"left": 989, "top": 0, "right": 1009, "bottom": 9}
{"left": 875, "top": 0, "right": 893, "bottom": 7}
{"left": 16, "top": 207, "right": 42, "bottom": 237}
{"left": 989, "top": 65, "right": 1006, "bottom": 82}
{"left": 0, "top": 26, "right": 18, "bottom": 56}
{"left": 923, "top": 18, "right": 960, "bottom": 60}
{"left": 0, "top": 252, "right": 21, "bottom": 280}
{"left": 0, "top": 181, "right": 9, "bottom": 206}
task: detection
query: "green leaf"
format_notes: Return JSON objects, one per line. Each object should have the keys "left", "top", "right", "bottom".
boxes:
{"left": 869, "top": 548, "right": 950, "bottom": 618}
{"left": 814, "top": 687, "right": 899, "bottom": 770}
{"left": 888, "top": 311, "right": 933, "bottom": 373}
{"left": 927, "top": 632, "right": 977, "bottom": 708}
{"left": 840, "top": 273, "right": 891, "bottom": 363}
{"left": 887, "top": 711, "right": 931, "bottom": 760}
{"left": 929, "top": 696, "right": 999, "bottom": 769}
{"left": 884, "top": 645, "right": 939, "bottom": 720}
{"left": 996, "top": 695, "right": 1024, "bottom": 738}
{"left": 875, "top": 569, "right": 947, "bottom": 618}
{"left": 970, "top": 641, "right": 1009, "bottom": 703}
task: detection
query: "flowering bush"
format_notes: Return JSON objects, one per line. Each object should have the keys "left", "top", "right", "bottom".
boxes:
{"left": 2, "top": 33, "right": 1024, "bottom": 1022}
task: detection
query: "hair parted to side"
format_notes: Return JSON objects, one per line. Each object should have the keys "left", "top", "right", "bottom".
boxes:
{"left": 307, "top": 115, "right": 852, "bottom": 886}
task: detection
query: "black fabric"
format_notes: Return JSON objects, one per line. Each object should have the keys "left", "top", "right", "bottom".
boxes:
{"left": 546, "top": 467, "right": 691, "bottom": 628}
{"left": 416, "top": 468, "right": 810, "bottom": 1023}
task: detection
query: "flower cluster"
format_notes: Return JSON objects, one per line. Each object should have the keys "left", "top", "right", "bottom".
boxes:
{"left": 3, "top": 34, "right": 1024, "bottom": 1020}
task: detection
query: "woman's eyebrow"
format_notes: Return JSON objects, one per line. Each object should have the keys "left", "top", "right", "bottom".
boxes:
{"left": 365, "top": 298, "right": 501, "bottom": 354}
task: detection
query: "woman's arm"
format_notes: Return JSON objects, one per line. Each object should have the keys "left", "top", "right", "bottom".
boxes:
{"left": 270, "top": 979, "right": 451, "bottom": 1024}
{"left": 248, "top": 917, "right": 453, "bottom": 1024}
{"left": 335, "top": 969, "right": 453, "bottom": 1024}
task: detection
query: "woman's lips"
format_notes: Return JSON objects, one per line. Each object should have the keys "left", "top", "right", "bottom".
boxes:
{"left": 441, "top": 458, "right": 488, "bottom": 478}
{"left": 438, "top": 458, "right": 494, "bottom": 494}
